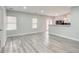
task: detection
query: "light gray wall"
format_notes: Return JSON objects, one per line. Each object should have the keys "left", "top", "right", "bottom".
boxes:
{"left": 49, "top": 7, "right": 79, "bottom": 41}
{"left": 7, "top": 10, "right": 47, "bottom": 36}
{"left": 0, "top": 7, "right": 7, "bottom": 47}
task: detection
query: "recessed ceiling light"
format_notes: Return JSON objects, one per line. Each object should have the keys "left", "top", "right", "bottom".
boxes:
{"left": 24, "top": 6, "right": 27, "bottom": 9}
{"left": 41, "top": 10, "right": 44, "bottom": 13}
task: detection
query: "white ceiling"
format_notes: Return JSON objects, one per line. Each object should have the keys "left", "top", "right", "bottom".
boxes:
{"left": 5, "top": 6, "right": 71, "bottom": 16}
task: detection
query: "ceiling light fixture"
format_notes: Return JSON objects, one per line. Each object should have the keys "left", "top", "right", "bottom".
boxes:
{"left": 24, "top": 6, "right": 27, "bottom": 9}
{"left": 41, "top": 10, "right": 44, "bottom": 13}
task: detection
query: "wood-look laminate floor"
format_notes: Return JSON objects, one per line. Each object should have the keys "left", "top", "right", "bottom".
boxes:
{"left": 1, "top": 32, "right": 79, "bottom": 53}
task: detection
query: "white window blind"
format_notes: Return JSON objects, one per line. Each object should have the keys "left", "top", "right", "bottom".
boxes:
{"left": 32, "top": 17, "right": 37, "bottom": 29}
{"left": 7, "top": 16, "right": 17, "bottom": 30}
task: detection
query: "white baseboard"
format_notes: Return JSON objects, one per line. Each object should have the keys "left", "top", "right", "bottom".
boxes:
{"left": 7, "top": 31, "right": 45, "bottom": 37}
{"left": 49, "top": 33, "right": 79, "bottom": 42}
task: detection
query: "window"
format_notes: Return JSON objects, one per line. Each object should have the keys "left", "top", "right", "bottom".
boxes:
{"left": 32, "top": 17, "right": 37, "bottom": 29}
{"left": 7, "top": 16, "right": 17, "bottom": 30}
{"left": 48, "top": 19, "right": 53, "bottom": 25}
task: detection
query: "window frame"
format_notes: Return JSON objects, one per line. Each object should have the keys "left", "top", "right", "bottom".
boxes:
{"left": 7, "top": 16, "right": 17, "bottom": 31}
{"left": 32, "top": 17, "right": 38, "bottom": 29}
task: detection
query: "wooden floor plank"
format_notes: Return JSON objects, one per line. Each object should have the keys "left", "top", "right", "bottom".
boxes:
{"left": 1, "top": 32, "right": 79, "bottom": 53}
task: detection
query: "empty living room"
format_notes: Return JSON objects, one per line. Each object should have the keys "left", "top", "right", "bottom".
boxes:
{"left": 0, "top": 6, "right": 79, "bottom": 53}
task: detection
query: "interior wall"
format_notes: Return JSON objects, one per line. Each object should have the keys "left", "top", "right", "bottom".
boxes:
{"left": 49, "top": 7, "right": 79, "bottom": 41}
{"left": 0, "top": 7, "right": 7, "bottom": 47}
{"left": 7, "top": 10, "right": 47, "bottom": 37}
